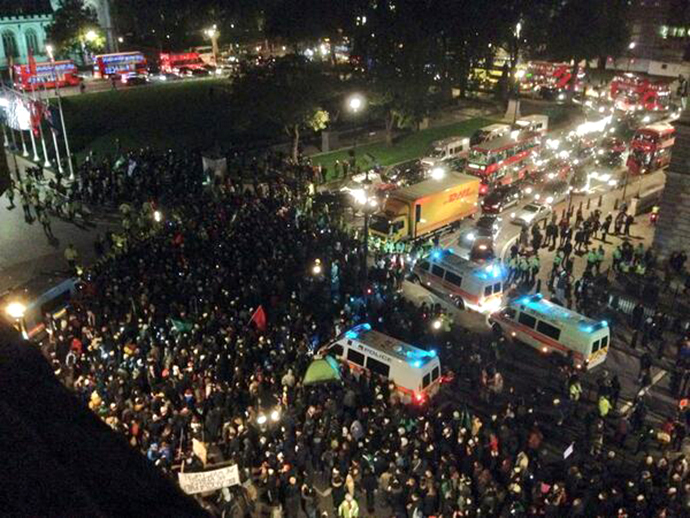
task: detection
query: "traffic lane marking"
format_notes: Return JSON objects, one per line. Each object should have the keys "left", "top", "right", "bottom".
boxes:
{"left": 619, "top": 367, "right": 668, "bottom": 415}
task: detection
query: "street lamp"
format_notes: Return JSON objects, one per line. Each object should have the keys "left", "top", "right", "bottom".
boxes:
{"left": 205, "top": 25, "right": 219, "bottom": 66}
{"left": 312, "top": 258, "right": 323, "bottom": 275}
{"left": 350, "top": 187, "right": 377, "bottom": 295}
{"left": 6, "top": 301, "right": 28, "bottom": 339}
{"left": 430, "top": 166, "right": 446, "bottom": 180}
{"left": 6, "top": 301, "right": 26, "bottom": 320}
{"left": 153, "top": 210, "right": 162, "bottom": 223}
{"left": 626, "top": 42, "right": 636, "bottom": 72}
{"left": 347, "top": 94, "right": 365, "bottom": 174}
{"left": 85, "top": 30, "right": 98, "bottom": 43}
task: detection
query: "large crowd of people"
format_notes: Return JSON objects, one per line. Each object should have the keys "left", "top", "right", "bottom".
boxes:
{"left": 5, "top": 145, "right": 689, "bottom": 517}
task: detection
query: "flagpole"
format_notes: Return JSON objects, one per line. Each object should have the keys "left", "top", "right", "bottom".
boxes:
{"left": 33, "top": 85, "right": 51, "bottom": 169}
{"left": 28, "top": 119, "right": 39, "bottom": 161}
{"left": 51, "top": 129, "right": 63, "bottom": 173}
{"left": 51, "top": 50, "right": 75, "bottom": 180}
{"left": 2, "top": 124, "right": 8, "bottom": 148}
{"left": 19, "top": 128, "right": 28, "bottom": 156}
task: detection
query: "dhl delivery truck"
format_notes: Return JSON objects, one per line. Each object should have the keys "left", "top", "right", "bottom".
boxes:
{"left": 369, "top": 172, "right": 480, "bottom": 241}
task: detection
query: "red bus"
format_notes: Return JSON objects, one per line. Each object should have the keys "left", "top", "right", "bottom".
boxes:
{"left": 610, "top": 74, "right": 671, "bottom": 112}
{"left": 93, "top": 52, "right": 147, "bottom": 79}
{"left": 13, "top": 60, "right": 81, "bottom": 91}
{"left": 626, "top": 122, "right": 675, "bottom": 175}
{"left": 466, "top": 131, "right": 542, "bottom": 194}
{"left": 159, "top": 52, "right": 205, "bottom": 74}
{"left": 522, "top": 61, "right": 585, "bottom": 94}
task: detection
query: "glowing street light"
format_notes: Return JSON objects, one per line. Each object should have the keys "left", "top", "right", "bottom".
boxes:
{"left": 256, "top": 414, "right": 267, "bottom": 425}
{"left": 430, "top": 167, "right": 446, "bottom": 180}
{"left": 6, "top": 302, "right": 26, "bottom": 320}
{"left": 628, "top": 42, "right": 636, "bottom": 50}
{"left": 153, "top": 210, "right": 162, "bottom": 223}
{"left": 46, "top": 44, "right": 54, "bottom": 60}
{"left": 205, "top": 25, "right": 219, "bottom": 66}
{"left": 432, "top": 319, "right": 442, "bottom": 331}
{"left": 84, "top": 30, "right": 98, "bottom": 42}
{"left": 312, "top": 259, "right": 323, "bottom": 275}
{"left": 348, "top": 94, "right": 364, "bottom": 114}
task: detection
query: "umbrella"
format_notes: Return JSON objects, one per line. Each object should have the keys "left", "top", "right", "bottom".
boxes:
{"left": 303, "top": 356, "right": 342, "bottom": 385}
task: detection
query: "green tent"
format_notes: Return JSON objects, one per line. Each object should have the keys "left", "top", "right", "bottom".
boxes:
{"left": 303, "top": 356, "right": 342, "bottom": 385}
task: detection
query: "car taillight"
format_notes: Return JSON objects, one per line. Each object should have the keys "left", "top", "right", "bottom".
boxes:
{"left": 414, "top": 392, "right": 425, "bottom": 404}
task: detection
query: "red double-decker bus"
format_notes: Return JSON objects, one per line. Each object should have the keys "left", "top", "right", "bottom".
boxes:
{"left": 13, "top": 60, "right": 81, "bottom": 91}
{"left": 93, "top": 52, "right": 147, "bottom": 79}
{"left": 626, "top": 122, "right": 675, "bottom": 175}
{"left": 465, "top": 131, "right": 542, "bottom": 194}
{"left": 159, "top": 52, "right": 205, "bottom": 74}
{"left": 610, "top": 74, "right": 671, "bottom": 112}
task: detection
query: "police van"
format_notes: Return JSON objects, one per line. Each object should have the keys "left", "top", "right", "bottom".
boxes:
{"left": 411, "top": 249, "right": 505, "bottom": 314}
{"left": 488, "top": 294, "right": 610, "bottom": 369}
{"left": 1, "top": 276, "right": 77, "bottom": 340}
{"left": 323, "top": 323, "right": 442, "bottom": 404}
{"left": 421, "top": 137, "right": 471, "bottom": 170}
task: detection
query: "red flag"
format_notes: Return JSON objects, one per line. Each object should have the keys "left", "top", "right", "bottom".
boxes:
{"left": 249, "top": 305, "right": 267, "bottom": 332}
{"left": 30, "top": 101, "right": 44, "bottom": 137}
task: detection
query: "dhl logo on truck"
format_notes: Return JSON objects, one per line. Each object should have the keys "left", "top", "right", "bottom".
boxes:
{"left": 445, "top": 187, "right": 475, "bottom": 205}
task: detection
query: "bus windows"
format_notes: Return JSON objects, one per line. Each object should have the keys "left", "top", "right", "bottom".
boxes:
{"left": 330, "top": 343, "right": 344, "bottom": 357}
{"left": 484, "top": 285, "right": 493, "bottom": 297}
{"left": 600, "top": 336, "right": 609, "bottom": 349}
{"left": 366, "top": 356, "right": 390, "bottom": 377}
{"left": 347, "top": 349, "right": 365, "bottom": 366}
{"left": 445, "top": 270, "right": 463, "bottom": 287}
{"left": 432, "top": 366, "right": 440, "bottom": 381}
{"left": 423, "top": 372, "right": 431, "bottom": 388}
{"left": 537, "top": 320, "right": 561, "bottom": 341}
{"left": 518, "top": 312, "right": 537, "bottom": 329}
{"left": 431, "top": 265, "right": 445, "bottom": 278}
{"left": 493, "top": 282, "right": 502, "bottom": 293}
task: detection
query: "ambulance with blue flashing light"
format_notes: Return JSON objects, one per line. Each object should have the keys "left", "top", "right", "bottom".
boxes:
{"left": 410, "top": 249, "right": 506, "bottom": 313}
{"left": 322, "top": 324, "right": 442, "bottom": 404}
{"left": 488, "top": 294, "right": 610, "bottom": 369}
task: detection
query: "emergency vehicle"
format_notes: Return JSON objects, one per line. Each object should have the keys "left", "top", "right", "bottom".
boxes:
{"left": 521, "top": 62, "right": 585, "bottom": 95}
{"left": 323, "top": 324, "right": 442, "bottom": 404}
{"left": 489, "top": 294, "right": 610, "bottom": 369}
{"left": 420, "top": 136, "right": 471, "bottom": 169}
{"left": 626, "top": 122, "right": 675, "bottom": 176}
{"left": 411, "top": 249, "right": 505, "bottom": 313}
{"left": 1, "top": 276, "right": 77, "bottom": 340}
{"left": 610, "top": 74, "right": 671, "bottom": 112}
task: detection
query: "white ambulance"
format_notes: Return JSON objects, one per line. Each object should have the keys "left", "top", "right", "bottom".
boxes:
{"left": 411, "top": 249, "right": 505, "bottom": 314}
{"left": 488, "top": 294, "right": 610, "bottom": 369}
{"left": 323, "top": 323, "right": 442, "bottom": 404}
{"left": 421, "top": 136, "right": 471, "bottom": 169}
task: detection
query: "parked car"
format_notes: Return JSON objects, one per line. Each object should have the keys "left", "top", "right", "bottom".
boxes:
{"left": 481, "top": 185, "right": 522, "bottom": 214}
{"left": 511, "top": 202, "right": 552, "bottom": 227}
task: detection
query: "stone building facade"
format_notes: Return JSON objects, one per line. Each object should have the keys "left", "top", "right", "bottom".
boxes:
{"left": 651, "top": 111, "right": 690, "bottom": 260}
{"left": 0, "top": 0, "right": 52, "bottom": 69}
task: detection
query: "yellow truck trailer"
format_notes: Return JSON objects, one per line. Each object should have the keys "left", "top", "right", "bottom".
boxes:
{"left": 369, "top": 172, "right": 480, "bottom": 241}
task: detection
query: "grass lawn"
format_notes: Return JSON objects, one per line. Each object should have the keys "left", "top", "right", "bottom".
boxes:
{"left": 312, "top": 117, "right": 493, "bottom": 181}
{"left": 61, "top": 78, "right": 276, "bottom": 158}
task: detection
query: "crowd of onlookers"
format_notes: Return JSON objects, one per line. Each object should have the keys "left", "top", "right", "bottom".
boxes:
{"left": 4, "top": 145, "right": 687, "bottom": 517}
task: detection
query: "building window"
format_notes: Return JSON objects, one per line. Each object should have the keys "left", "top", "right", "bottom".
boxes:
{"left": 2, "top": 30, "right": 18, "bottom": 59}
{"left": 25, "top": 29, "right": 40, "bottom": 54}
